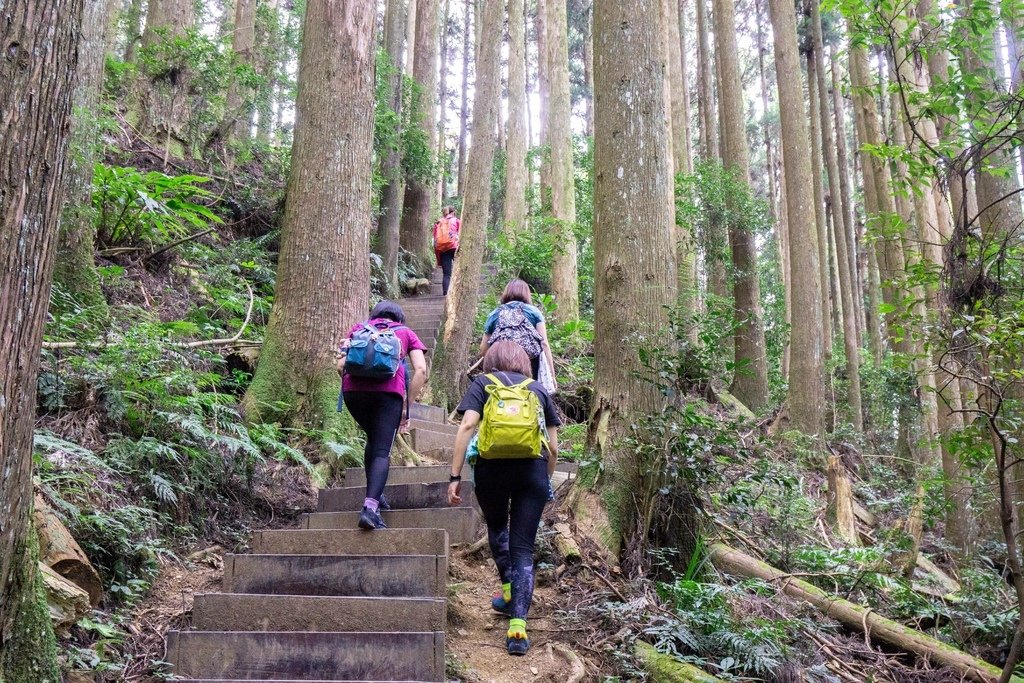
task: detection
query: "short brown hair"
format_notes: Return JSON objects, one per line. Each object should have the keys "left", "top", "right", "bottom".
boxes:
{"left": 500, "top": 279, "right": 533, "bottom": 305}
{"left": 443, "top": 205, "right": 455, "bottom": 216}
{"left": 482, "top": 341, "right": 532, "bottom": 376}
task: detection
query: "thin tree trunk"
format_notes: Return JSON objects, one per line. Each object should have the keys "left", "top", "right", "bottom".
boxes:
{"left": 241, "top": 0, "right": 375, "bottom": 429}
{"left": 807, "top": 52, "right": 834, "bottom": 359}
{"left": 437, "top": 0, "right": 451, "bottom": 205}
{"left": 223, "top": 0, "right": 257, "bottom": 146}
{"left": 714, "top": 0, "right": 769, "bottom": 409}
{"left": 255, "top": 0, "right": 282, "bottom": 145}
{"left": 677, "top": 0, "right": 694, "bottom": 174}
{"left": 139, "top": 0, "right": 196, "bottom": 158}
{"left": 591, "top": 0, "right": 680, "bottom": 573}
{"left": 406, "top": 0, "right": 418, "bottom": 70}
{"left": 695, "top": 0, "right": 717, "bottom": 160}
{"left": 545, "top": 0, "right": 578, "bottom": 320}
{"left": 431, "top": 0, "right": 504, "bottom": 406}
{"left": 769, "top": 0, "right": 824, "bottom": 436}
{"left": 584, "top": 2, "right": 595, "bottom": 138}
{"left": 124, "top": 0, "right": 145, "bottom": 61}
{"left": 378, "top": 0, "right": 408, "bottom": 295}
{"left": 754, "top": 0, "right": 776, "bottom": 219}
{"left": 0, "top": 0, "right": 83, "bottom": 676}
{"left": 504, "top": 0, "right": 529, "bottom": 235}
{"left": 400, "top": 0, "right": 441, "bottom": 272}
{"left": 668, "top": 0, "right": 697, "bottom": 329}
{"left": 456, "top": 0, "right": 471, "bottom": 197}
{"left": 536, "top": 0, "right": 551, "bottom": 207}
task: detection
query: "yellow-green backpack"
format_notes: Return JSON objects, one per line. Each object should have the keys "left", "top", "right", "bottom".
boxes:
{"left": 478, "top": 373, "right": 546, "bottom": 459}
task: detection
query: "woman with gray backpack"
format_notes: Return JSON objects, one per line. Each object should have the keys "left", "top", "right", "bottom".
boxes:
{"left": 479, "top": 279, "right": 556, "bottom": 393}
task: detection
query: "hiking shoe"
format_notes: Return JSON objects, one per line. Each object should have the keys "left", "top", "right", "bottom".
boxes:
{"left": 491, "top": 591, "right": 512, "bottom": 615}
{"left": 506, "top": 632, "right": 529, "bottom": 656}
{"left": 378, "top": 494, "right": 391, "bottom": 511}
{"left": 358, "top": 506, "right": 387, "bottom": 530}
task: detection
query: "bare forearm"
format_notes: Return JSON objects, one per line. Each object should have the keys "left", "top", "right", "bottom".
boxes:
{"left": 547, "top": 430, "right": 559, "bottom": 477}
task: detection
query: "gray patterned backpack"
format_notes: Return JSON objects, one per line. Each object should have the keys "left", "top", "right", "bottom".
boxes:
{"left": 489, "top": 303, "right": 542, "bottom": 359}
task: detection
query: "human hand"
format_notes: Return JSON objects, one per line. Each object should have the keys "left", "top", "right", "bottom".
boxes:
{"left": 447, "top": 481, "right": 462, "bottom": 506}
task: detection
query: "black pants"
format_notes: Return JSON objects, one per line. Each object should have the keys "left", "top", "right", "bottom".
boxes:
{"left": 529, "top": 354, "right": 540, "bottom": 380}
{"left": 474, "top": 457, "right": 548, "bottom": 620}
{"left": 439, "top": 249, "right": 456, "bottom": 295}
{"left": 343, "top": 391, "right": 403, "bottom": 502}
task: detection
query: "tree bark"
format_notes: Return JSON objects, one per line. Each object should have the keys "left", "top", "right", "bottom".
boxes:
{"left": 54, "top": 0, "right": 114, "bottom": 317}
{"left": 697, "top": 0, "right": 727, "bottom": 301}
{"left": 769, "top": 0, "right": 824, "bottom": 436}
{"left": 456, "top": 0, "right": 471, "bottom": 197}
{"left": 713, "top": 0, "right": 769, "bottom": 409}
{"left": 139, "top": 0, "right": 195, "bottom": 157}
{"left": 406, "top": 0, "right": 418, "bottom": 71}
{"left": 807, "top": 52, "right": 834, "bottom": 359}
{"left": 224, "top": 0, "right": 258, "bottom": 145}
{"left": 504, "top": 0, "right": 529, "bottom": 235}
{"left": 811, "top": 4, "right": 862, "bottom": 430}
{"left": 754, "top": 0, "right": 776, "bottom": 220}
{"left": 241, "top": 0, "right": 375, "bottom": 431}
{"left": 676, "top": 0, "right": 694, "bottom": 175}
{"left": 545, "top": 0, "right": 579, "bottom": 320}
{"left": 400, "top": 0, "right": 441, "bottom": 273}
{"left": 670, "top": 0, "right": 697, "bottom": 330}
{"left": 536, "top": 0, "right": 551, "bottom": 206}
{"left": 591, "top": 0, "right": 679, "bottom": 570}
{"left": 255, "top": 0, "right": 282, "bottom": 145}
{"left": 431, "top": 0, "right": 504, "bottom": 407}
{"left": 584, "top": 2, "right": 595, "bottom": 138}
{"left": 124, "top": 0, "right": 145, "bottom": 62}
{"left": 378, "top": 0, "right": 408, "bottom": 295}
{"left": 695, "top": 0, "right": 718, "bottom": 161}
{"left": 0, "top": 0, "right": 82, "bottom": 677}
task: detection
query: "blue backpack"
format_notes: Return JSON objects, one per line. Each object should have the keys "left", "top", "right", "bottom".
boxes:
{"left": 344, "top": 321, "right": 406, "bottom": 379}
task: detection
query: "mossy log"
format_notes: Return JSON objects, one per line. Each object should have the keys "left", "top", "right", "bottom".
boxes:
{"left": 38, "top": 563, "right": 90, "bottom": 634}
{"left": 634, "top": 642, "right": 725, "bottom": 682}
{"left": 709, "top": 543, "right": 1018, "bottom": 683}
{"left": 33, "top": 495, "right": 102, "bottom": 606}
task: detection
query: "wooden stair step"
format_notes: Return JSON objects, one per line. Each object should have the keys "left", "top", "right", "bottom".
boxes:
{"left": 318, "top": 481, "right": 474, "bottom": 513}
{"left": 192, "top": 593, "right": 445, "bottom": 632}
{"left": 250, "top": 528, "right": 449, "bottom": 556}
{"left": 223, "top": 553, "right": 447, "bottom": 597}
{"left": 301, "top": 507, "right": 479, "bottom": 544}
{"left": 166, "top": 630, "right": 444, "bottom": 681}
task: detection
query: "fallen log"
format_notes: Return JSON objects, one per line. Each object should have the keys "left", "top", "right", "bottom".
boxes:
{"left": 34, "top": 495, "right": 102, "bottom": 606}
{"left": 553, "top": 522, "right": 582, "bottom": 565}
{"left": 709, "top": 543, "right": 1018, "bottom": 683}
{"left": 634, "top": 642, "right": 725, "bottom": 682}
{"left": 39, "top": 562, "right": 90, "bottom": 634}
{"left": 826, "top": 456, "right": 860, "bottom": 546}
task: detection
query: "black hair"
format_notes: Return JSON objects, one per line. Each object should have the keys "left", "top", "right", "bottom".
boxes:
{"left": 370, "top": 300, "right": 406, "bottom": 323}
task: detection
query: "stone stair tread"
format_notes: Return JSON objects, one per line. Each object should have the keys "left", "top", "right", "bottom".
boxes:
{"left": 318, "top": 481, "right": 474, "bottom": 513}
{"left": 302, "top": 507, "right": 480, "bottom": 544}
{"left": 192, "top": 593, "right": 445, "bottom": 632}
{"left": 223, "top": 553, "right": 447, "bottom": 597}
{"left": 407, "top": 419, "right": 458, "bottom": 434}
{"left": 344, "top": 464, "right": 451, "bottom": 487}
{"left": 408, "top": 427, "right": 453, "bottom": 454}
{"left": 409, "top": 403, "right": 446, "bottom": 422}
{"left": 166, "top": 630, "right": 444, "bottom": 681}
{"left": 250, "top": 528, "right": 449, "bottom": 556}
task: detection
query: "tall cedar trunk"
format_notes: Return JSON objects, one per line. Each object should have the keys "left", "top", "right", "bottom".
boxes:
{"left": 754, "top": 0, "right": 776, "bottom": 220}
{"left": 769, "top": 0, "right": 824, "bottom": 436}
{"left": 677, "top": 0, "right": 694, "bottom": 174}
{"left": 456, "top": 0, "right": 471, "bottom": 197}
{"left": 400, "top": 0, "right": 441, "bottom": 272}
{"left": 779, "top": 144, "right": 793, "bottom": 379}
{"left": 584, "top": 3, "right": 595, "bottom": 138}
{"left": 255, "top": 0, "right": 282, "bottom": 145}
{"left": 378, "top": 0, "right": 408, "bottom": 294}
{"left": 807, "top": 53, "right": 834, "bottom": 358}
{"left": 431, "top": 0, "right": 503, "bottom": 406}
{"left": 536, "top": 0, "right": 551, "bottom": 206}
{"left": 54, "top": 0, "right": 114, "bottom": 316}
{"left": 0, "top": 0, "right": 82, "bottom": 677}
{"left": 124, "top": 0, "right": 145, "bottom": 61}
{"left": 669, "top": 0, "right": 697, "bottom": 330}
{"left": 504, "top": 0, "right": 529, "bottom": 235}
{"left": 437, "top": 0, "right": 450, "bottom": 205}
{"left": 140, "top": 0, "right": 195, "bottom": 157}
{"left": 545, "top": 0, "right": 579, "bottom": 320}
{"left": 713, "top": 0, "right": 769, "bottom": 409}
{"left": 224, "top": 0, "right": 258, "bottom": 145}
{"left": 406, "top": 0, "right": 418, "bottom": 70}
{"left": 811, "top": 2, "right": 862, "bottom": 429}
{"left": 241, "top": 0, "right": 375, "bottom": 429}
{"left": 591, "top": 0, "right": 680, "bottom": 573}
{"left": 695, "top": 0, "right": 717, "bottom": 160}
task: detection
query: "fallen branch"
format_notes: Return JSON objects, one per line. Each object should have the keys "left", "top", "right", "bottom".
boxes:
{"left": 634, "top": 642, "right": 725, "bottom": 682}
{"left": 708, "top": 542, "right": 1017, "bottom": 683}
{"left": 141, "top": 226, "right": 217, "bottom": 264}
{"left": 182, "top": 281, "right": 254, "bottom": 348}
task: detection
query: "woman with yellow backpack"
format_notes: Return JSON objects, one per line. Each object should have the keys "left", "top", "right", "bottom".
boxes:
{"left": 447, "top": 341, "right": 561, "bottom": 656}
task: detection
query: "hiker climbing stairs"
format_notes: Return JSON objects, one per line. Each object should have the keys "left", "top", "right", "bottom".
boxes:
{"left": 163, "top": 267, "right": 490, "bottom": 681}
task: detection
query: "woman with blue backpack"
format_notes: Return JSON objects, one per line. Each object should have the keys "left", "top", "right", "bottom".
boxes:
{"left": 479, "top": 279, "right": 556, "bottom": 392}
{"left": 447, "top": 341, "right": 561, "bottom": 656}
{"left": 336, "top": 301, "right": 427, "bottom": 530}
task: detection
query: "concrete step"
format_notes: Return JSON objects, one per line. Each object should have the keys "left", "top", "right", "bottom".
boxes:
{"left": 166, "top": 630, "right": 444, "bottom": 681}
{"left": 222, "top": 553, "right": 447, "bottom": 597}
{"left": 429, "top": 283, "right": 443, "bottom": 295}
{"left": 405, "top": 315, "right": 442, "bottom": 328}
{"left": 318, "top": 481, "right": 474, "bottom": 513}
{"left": 344, "top": 464, "right": 451, "bottom": 487}
{"left": 418, "top": 447, "right": 454, "bottom": 463}
{"left": 409, "top": 419, "right": 458, "bottom": 434}
{"left": 192, "top": 593, "right": 445, "bottom": 632}
{"left": 410, "top": 327, "right": 437, "bottom": 342}
{"left": 302, "top": 507, "right": 480, "bottom": 544}
{"left": 399, "top": 295, "right": 447, "bottom": 309}
{"left": 250, "top": 528, "right": 449, "bottom": 556}
{"left": 410, "top": 427, "right": 453, "bottom": 454}
{"left": 409, "top": 403, "right": 447, "bottom": 424}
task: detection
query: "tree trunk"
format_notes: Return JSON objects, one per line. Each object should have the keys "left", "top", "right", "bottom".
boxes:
{"left": 545, "top": 0, "right": 579, "bottom": 321}
{"left": 241, "top": 0, "right": 375, "bottom": 431}
{"left": 584, "top": 3, "right": 595, "bottom": 138}
{"left": 536, "top": 0, "right": 551, "bottom": 207}
{"left": 456, "top": 0, "right": 471, "bottom": 197}
{"left": 695, "top": 0, "right": 717, "bottom": 161}
{"left": 807, "top": 53, "right": 834, "bottom": 360}
{"left": 437, "top": 0, "right": 451, "bottom": 206}
{"left": 811, "top": 3, "right": 862, "bottom": 430}
{"left": 124, "top": 0, "right": 145, "bottom": 61}
{"left": 431, "top": 0, "right": 503, "bottom": 407}
{"left": 769, "top": 0, "right": 824, "bottom": 436}
{"left": 406, "top": 0, "right": 418, "bottom": 70}
{"left": 0, "top": 0, "right": 82, "bottom": 677}
{"left": 139, "top": 0, "right": 195, "bottom": 158}
{"left": 591, "top": 0, "right": 679, "bottom": 571}
{"left": 504, "top": 0, "right": 529, "bottom": 235}
{"left": 54, "top": 0, "right": 114, "bottom": 317}
{"left": 255, "top": 0, "right": 282, "bottom": 145}
{"left": 677, "top": 0, "right": 694, "bottom": 174}
{"left": 713, "top": 0, "right": 769, "bottom": 409}
{"left": 669, "top": 0, "right": 697, "bottom": 330}
{"left": 754, "top": 0, "right": 776, "bottom": 220}
{"left": 378, "top": 0, "right": 408, "bottom": 295}
{"left": 223, "top": 0, "right": 257, "bottom": 145}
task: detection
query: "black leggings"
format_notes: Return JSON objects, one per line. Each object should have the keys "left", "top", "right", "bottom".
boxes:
{"left": 474, "top": 457, "right": 549, "bottom": 620}
{"left": 439, "top": 249, "right": 455, "bottom": 295}
{"left": 343, "top": 391, "right": 403, "bottom": 502}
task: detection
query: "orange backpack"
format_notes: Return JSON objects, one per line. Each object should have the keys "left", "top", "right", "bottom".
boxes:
{"left": 433, "top": 216, "right": 458, "bottom": 253}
